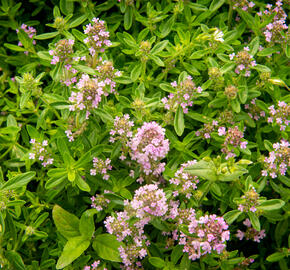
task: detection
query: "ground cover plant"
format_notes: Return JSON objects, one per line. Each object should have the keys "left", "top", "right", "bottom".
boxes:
{"left": 0, "top": 0, "right": 289, "bottom": 269}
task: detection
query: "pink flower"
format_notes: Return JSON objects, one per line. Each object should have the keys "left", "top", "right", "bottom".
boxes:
{"left": 218, "top": 127, "right": 226, "bottom": 136}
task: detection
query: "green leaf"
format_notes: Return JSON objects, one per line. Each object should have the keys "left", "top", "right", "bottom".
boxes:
{"left": 174, "top": 105, "right": 184, "bottom": 136}
{"left": 209, "top": 0, "right": 225, "bottom": 13}
{"left": 185, "top": 160, "right": 217, "bottom": 181}
{"left": 52, "top": 205, "right": 80, "bottom": 239}
{"left": 56, "top": 236, "right": 90, "bottom": 269}
{"left": 20, "top": 92, "right": 31, "bottom": 109}
{"left": 249, "top": 36, "right": 259, "bottom": 56}
{"left": 79, "top": 209, "right": 97, "bottom": 239}
{"left": 149, "top": 257, "right": 165, "bottom": 268}
{"left": 183, "top": 62, "right": 200, "bottom": 75}
{"left": 94, "top": 108, "right": 114, "bottom": 123}
{"left": 190, "top": 49, "right": 209, "bottom": 59}
{"left": 120, "top": 187, "right": 132, "bottom": 200}
{"left": 59, "top": 0, "right": 74, "bottom": 15}
{"left": 159, "top": 83, "right": 176, "bottom": 93}
{"left": 69, "top": 14, "right": 87, "bottom": 28}
{"left": 159, "top": 15, "right": 175, "bottom": 38}
{"left": 230, "top": 98, "right": 240, "bottom": 113}
{"left": 130, "top": 62, "right": 142, "bottom": 81}
{"left": 248, "top": 212, "right": 260, "bottom": 231}
{"left": 1, "top": 171, "right": 35, "bottom": 191}
{"left": 92, "top": 234, "right": 122, "bottom": 262}
{"left": 4, "top": 43, "right": 26, "bottom": 52}
{"left": 72, "top": 29, "right": 86, "bottom": 42}
{"left": 171, "top": 245, "right": 184, "bottom": 265}
{"left": 186, "top": 112, "right": 211, "bottom": 123}
{"left": 124, "top": 6, "right": 133, "bottom": 30}
{"left": 220, "top": 63, "right": 235, "bottom": 74}
{"left": 237, "top": 9, "right": 259, "bottom": 35}
{"left": 286, "top": 44, "right": 290, "bottom": 58}
{"left": 34, "top": 32, "right": 59, "bottom": 40}
{"left": 114, "top": 76, "right": 132, "bottom": 84}
{"left": 73, "top": 64, "right": 95, "bottom": 75}
{"left": 75, "top": 174, "right": 90, "bottom": 192}
{"left": 37, "top": 51, "right": 51, "bottom": 61}
{"left": 266, "top": 252, "right": 286, "bottom": 262}
{"left": 258, "top": 199, "right": 285, "bottom": 211}
{"left": 257, "top": 46, "right": 280, "bottom": 56}
{"left": 264, "top": 140, "right": 273, "bottom": 152}
{"left": 148, "top": 54, "right": 164, "bottom": 66}
{"left": 188, "top": 3, "right": 208, "bottom": 11}
{"left": 151, "top": 40, "right": 168, "bottom": 55}
{"left": 5, "top": 250, "right": 25, "bottom": 270}
{"left": 252, "top": 64, "right": 271, "bottom": 73}
{"left": 223, "top": 210, "right": 242, "bottom": 224}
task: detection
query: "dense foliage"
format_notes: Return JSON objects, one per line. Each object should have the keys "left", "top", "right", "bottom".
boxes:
{"left": 0, "top": 0, "right": 289, "bottom": 269}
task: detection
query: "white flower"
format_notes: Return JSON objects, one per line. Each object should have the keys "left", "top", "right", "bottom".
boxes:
{"left": 213, "top": 29, "right": 224, "bottom": 42}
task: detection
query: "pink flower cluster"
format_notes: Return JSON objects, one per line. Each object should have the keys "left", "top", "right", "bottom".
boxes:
{"left": 195, "top": 120, "right": 219, "bottom": 139}
{"left": 130, "top": 184, "right": 168, "bottom": 218}
{"left": 84, "top": 18, "right": 112, "bottom": 56}
{"left": 96, "top": 59, "right": 121, "bottom": 93}
{"left": 104, "top": 182, "right": 231, "bottom": 268}
{"left": 219, "top": 126, "right": 248, "bottom": 159}
{"left": 179, "top": 213, "right": 230, "bottom": 260}
{"left": 232, "top": 0, "right": 255, "bottom": 11}
{"left": 244, "top": 98, "right": 266, "bottom": 121}
{"left": 258, "top": 1, "right": 288, "bottom": 44}
{"left": 28, "top": 139, "right": 54, "bottom": 167}
{"left": 267, "top": 101, "right": 289, "bottom": 131}
{"left": 262, "top": 140, "right": 289, "bottom": 178}
{"left": 161, "top": 76, "right": 203, "bottom": 114}
{"left": 130, "top": 122, "right": 169, "bottom": 176}
{"left": 105, "top": 184, "right": 167, "bottom": 268}
{"left": 109, "top": 114, "right": 134, "bottom": 160}
{"left": 236, "top": 218, "right": 266, "bottom": 243}
{"left": 229, "top": 47, "right": 256, "bottom": 77}
{"left": 68, "top": 74, "right": 107, "bottom": 119}
{"left": 90, "top": 194, "right": 110, "bottom": 211}
{"left": 90, "top": 157, "right": 112, "bottom": 180}
{"left": 237, "top": 186, "right": 260, "bottom": 213}
{"left": 49, "top": 39, "right": 74, "bottom": 64}
{"left": 169, "top": 160, "right": 200, "bottom": 199}
{"left": 84, "top": 260, "right": 107, "bottom": 270}
{"left": 16, "top": 23, "right": 37, "bottom": 54}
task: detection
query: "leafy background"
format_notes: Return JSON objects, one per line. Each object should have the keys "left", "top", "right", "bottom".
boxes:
{"left": 0, "top": 0, "right": 289, "bottom": 269}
